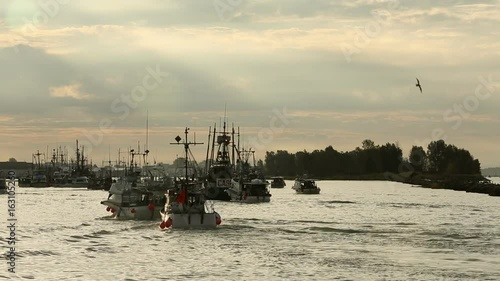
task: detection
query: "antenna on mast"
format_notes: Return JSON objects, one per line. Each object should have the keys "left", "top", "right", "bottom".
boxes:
{"left": 142, "top": 111, "right": 150, "bottom": 165}
{"left": 146, "top": 110, "right": 149, "bottom": 152}
{"left": 223, "top": 102, "right": 227, "bottom": 131}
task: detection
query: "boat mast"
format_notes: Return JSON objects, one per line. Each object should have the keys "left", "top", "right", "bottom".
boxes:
{"left": 205, "top": 126, "right": 211, "bottom": 174}
{"left": 170, "top": 127, "right": 204, "bottom": 183}
{"left": 210, "top": 125, "right": 216, "bottom": 167}
{"left": 144, "top": 111, "right": 149, "bottom": 165}
{"left": 231, "top": 123, "right": 235, "bottom": 166}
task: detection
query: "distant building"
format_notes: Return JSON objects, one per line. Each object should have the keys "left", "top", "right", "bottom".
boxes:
{"left": 0, "top": 161, "right": 32, "bottom": 178}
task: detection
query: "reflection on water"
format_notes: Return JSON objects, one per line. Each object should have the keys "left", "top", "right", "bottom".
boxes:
{"left": 2, "top": 180, "right": 499, "bottom": 280}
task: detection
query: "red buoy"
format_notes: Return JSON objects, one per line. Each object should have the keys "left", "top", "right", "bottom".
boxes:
{"left": 215, "top": 214, "right": 222, "bottom": 225}
{"left": 106, "top": 207, "right": 111, "bottom": 212}
{"left": 160, "top": 221, "right": 166, "bottom": 229}
{"left": 165, "top": 218, "right": 172, "bottom": 228}
{"left": 148, "top": 203, "right": 155, "bottom": 211}
{"left": 111, "top": 208, "right": 116, "bottom": 213}
{"left": 131, "top": 208, "right": 136, "bottom": 214}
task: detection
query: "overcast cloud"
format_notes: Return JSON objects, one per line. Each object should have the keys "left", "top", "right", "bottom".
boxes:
{"left": 1, "top": 0, "right": 499, "bottom": 167}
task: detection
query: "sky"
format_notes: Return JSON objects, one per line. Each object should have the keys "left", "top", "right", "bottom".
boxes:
{"left": 1, "top": 0, "right": 500, "bottom": 168}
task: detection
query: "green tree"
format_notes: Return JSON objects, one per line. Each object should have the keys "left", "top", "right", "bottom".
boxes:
{"left": 362, "top": 139, "right": 376, "bottom": 150}
{"left": 427, "top": 140, "right": 447, "bottom": 173}
{"left": 409, "top": 146, "right": 426, "bottom": 172}
{"left": 8, "top": 158, "right": 17, "bottom": 162}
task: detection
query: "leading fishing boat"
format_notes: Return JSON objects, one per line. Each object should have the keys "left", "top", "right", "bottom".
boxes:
{"left": 159, "top": 128, "right": 222, "bottom": 229}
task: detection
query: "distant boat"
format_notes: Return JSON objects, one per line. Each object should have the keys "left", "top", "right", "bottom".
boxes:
{"left": 30, "top": 169, "right": 49, "bottom": 187}
{"left": 292, "top": 178, "right": 321, "bottom": 194}
{"left": 18, "top": 177, "right": 31, "bottom": 187}
{"left": 227, "top": 148, "right": 271, "bottom": 203}
{"left": 66, "top": 176, "right": 90, "bottom": 188}
{"left": 1, "top": 178, "right": 18, "bottom": 194}
{"left": 227, "top": 177, "right": 271, "bottom": 203}
{"left": 270, "top": 176, "right": 286, "bottom": 188}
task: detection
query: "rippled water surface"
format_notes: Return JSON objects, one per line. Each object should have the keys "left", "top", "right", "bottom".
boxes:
{"left": 2, "top": 179, "right": 500, "bottom": 280}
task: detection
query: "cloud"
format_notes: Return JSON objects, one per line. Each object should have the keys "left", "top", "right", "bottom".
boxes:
{"left": 49, "top": 83, "right": 93, "bottom": 100}
{"left": 1, "top": 0, "right": 499, "bottom": 166}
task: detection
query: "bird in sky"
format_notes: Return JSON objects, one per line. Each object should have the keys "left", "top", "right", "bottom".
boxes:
{"left": 416, "top": 78, "right": 422, "bottom": 93}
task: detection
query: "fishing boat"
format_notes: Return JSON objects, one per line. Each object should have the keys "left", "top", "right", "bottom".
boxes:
{"left": 100, "top": 149, "right": 167, "bottom": 220}
{"left": 292, "top": 178, "right": 321, "bottom": 194}
{"left": 203, "top": 119, "right": 237, "bottom": 201}
{"left": 101, "top": 174, "right": 166, "bottom": 220}
{"left": 51, "top": 141, "right": 94, "bottom": 188}
{"left": 30, "top": 170, "right": 49, "bottom": 187}
{"left": 270, "top": 176, "right": 286, "bottom": 188}
{"left": 226, "top": 149, "right": 271, "bottom": 203}
{"left": 228, "top": 177, "right": 271, "bottom": 203}
{"left": 68, "top": 176, "right": 90, "bottom": 187}
{"left": 160, "top": 128, "right": 222, "bottom": 229}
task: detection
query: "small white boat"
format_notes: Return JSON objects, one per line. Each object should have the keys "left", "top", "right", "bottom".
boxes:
{"left": 57, "top": 176, "right": 90, "bottom": 188}
{"left": 159, "top": 127, "right": 222, "bottom": 229}
{"left": 292, "top": 178, "right": 321, "bottom": 194}
{"left": 101, "top": 177, "right": 166, "bottom": 220}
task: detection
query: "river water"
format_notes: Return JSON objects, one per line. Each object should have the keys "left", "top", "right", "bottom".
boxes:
{"left": 2, "top": 179, "right": 500, "bottom": 280}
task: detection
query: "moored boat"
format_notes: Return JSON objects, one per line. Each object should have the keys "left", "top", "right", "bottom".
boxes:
{"left": 1, "top": 178, "right": 18, "bottom": 194}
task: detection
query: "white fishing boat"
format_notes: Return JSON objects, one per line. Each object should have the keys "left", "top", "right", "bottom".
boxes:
{"left": 159, "top": 128, "right": 222, "bottom": 229}
{"left": 101, "top": 176, "right": 166, "bottom": 220}
{"left": 226, "top": 148, "right": 271, "bottom": 203}
{"left": 292, "top": 178, "right": 321, "bottom": 194}
{"left": 227, "top": 177, "right": 271, "bottom": 203}
{"left": 66, "top": 176, "right": 90, "bottom": 188}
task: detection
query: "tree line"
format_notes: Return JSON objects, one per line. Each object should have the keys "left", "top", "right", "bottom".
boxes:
{"left": 263, "top": 139, "right": 481, "bottom": 177}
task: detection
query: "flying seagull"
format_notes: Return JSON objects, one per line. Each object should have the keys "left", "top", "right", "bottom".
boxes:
{"left": 415, "top": 78, "right": 422, "bottom": 93}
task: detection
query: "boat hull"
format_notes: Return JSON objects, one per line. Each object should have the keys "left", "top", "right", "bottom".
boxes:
{"left": 295, "top": 189, "right": 320, "bottom": 194}
{"left": 204, "top": 186, "right": 232, "bottom": 201}
{"left": 101, "top": 201, "right": 162, "bottom": 220}
{"left": 30, "top": 182, "right": 49, "bottom": 187}
{"left": 241, "top": 195, "right": 271, "bottom": 203}
{"left": 161, "top": 212, "right": 220, "bottom": 229}
{"left": 227, "top": 189, "right": 271, "bottom": 203}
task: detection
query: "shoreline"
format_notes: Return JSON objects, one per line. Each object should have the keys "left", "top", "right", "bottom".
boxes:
{"left": 274, "top": 173, "right": 500, "bottom": 197}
